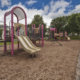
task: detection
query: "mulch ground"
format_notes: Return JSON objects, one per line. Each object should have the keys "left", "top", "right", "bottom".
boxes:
{"left": 0, "top": 40, "right": 80, "bottom": 80}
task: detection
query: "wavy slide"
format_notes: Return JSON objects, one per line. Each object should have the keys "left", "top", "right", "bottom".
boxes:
{"left": 16, "top": 35, "right": 41, "bottom": 54}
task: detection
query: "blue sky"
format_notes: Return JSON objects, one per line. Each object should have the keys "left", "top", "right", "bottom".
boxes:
{"left": 0, "top": 0, "right": 80, "bottom": 11}
{"left": 0, "top": 0, "right": 80, "bottom": 27}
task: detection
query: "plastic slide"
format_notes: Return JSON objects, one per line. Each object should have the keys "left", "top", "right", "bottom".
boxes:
{"left": 22, "top": 36, "right": 41, "bottom": 51}
{"left": 66, "top": 36, "right": 70, "bottom": 40}
{"left": 16, "top": 35, "right": 40, "bottom": 54}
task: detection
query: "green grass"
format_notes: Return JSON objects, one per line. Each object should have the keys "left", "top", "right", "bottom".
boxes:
{"left": 70, "top": 36, "right": 80, "bottom": 40}
{"left": 0, "top": 41, "right": 17, "bottom": 46}
{"left": 0, "top": 42, "right": 3, "bottom": 45}
{"left": 47, "top": 36, "right": 80, "bottom": 40}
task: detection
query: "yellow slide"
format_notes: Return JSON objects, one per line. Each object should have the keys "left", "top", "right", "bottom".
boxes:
{"left": 66, "top": 36, "right": 71, "bottom": 41}
{"left": 16, "top": 35, "right": 40, "bottom": 54}
{"left": 22, "top": 36, "right": 41, "bottom": 50}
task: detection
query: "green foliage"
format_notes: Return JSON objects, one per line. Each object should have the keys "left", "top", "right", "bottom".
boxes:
{"left": 70, "top": 36, "right": 80, "bottom": 40}
{"left": 50, "top": 16, "right": 68, "bottom": 32}
{"left": 68, "top": 14, "right": 77, "bottom": 33}
{"left": 28, "top": 15, "right": 46, "bottom": 36}
{"left": 75, "top": 14, "right": 80, "bottom": 35}
{"left": 0, "top": 41, "right": 17, "bottom": 46}
{"left": 31, "top": 15, "right": 46, "bottom": 27}
{"left": 51, "top": 13, "right": 80, "bottom": 35}
{"left": 0, "top": 29, "right": 3, "bottom": 37}
{"left": 67, "top": 13, "right": 80, "bottom": 35}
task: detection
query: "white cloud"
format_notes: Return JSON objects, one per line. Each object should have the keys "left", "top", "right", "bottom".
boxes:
{"left": 1, "top": 0, "right": 11, "bottom": 7}
{"left": 0, "top": 0, "right": 80, "bottom": 28}
{"left": 0, "top": 2, "right": 43, "bottom": 26}
{"left": 43, "top": 5, "right": 49, "bottom": 14}
{"left": 69, "top": 4, "right": 80, "bottom": 14}
{"left": 42, "top": 0, "right": 70, "bottom": 27}
{"left": 50, "top": 0, "right": 69, "bottom": 12}
{"left": 75, "top": 5, "right": 80, "bottom": 10}
{"left": 0, "top": 0, "right": 70, "bottom": 28}
{"left": 45, "top": 0, "right": 70, "bottom": 18}
{"left": 26, "top": 0, "right": 37, "bottom": 5}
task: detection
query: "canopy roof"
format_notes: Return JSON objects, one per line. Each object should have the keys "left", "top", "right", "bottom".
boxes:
{"left": 5, "top": 6, "right": 26, "bottom": 20}
{"left": 13, "top": 7, "right": 25, "bottom": 20}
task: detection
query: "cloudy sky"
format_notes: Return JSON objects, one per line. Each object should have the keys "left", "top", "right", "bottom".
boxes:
{"left": 0, "top": 0, "right": 80, "bottom": 27}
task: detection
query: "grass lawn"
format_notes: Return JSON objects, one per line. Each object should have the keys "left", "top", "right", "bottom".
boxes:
{"left": 0, "top": 41, "right": 17, "bottom": 46}
{"left": 70, "top": 36, "right": 80, "bottom": 40}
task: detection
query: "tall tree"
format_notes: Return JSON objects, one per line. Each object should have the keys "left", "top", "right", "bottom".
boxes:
{"left": 31, "top": 15, "right": 46, "bottom": 27}
{"left": 50, "top": 16, "right": 68, "bottom": 32}
{"left": 68, "top": 13, "right": 79, "bottom": 35}
{"left": 75, "top": 13, "right": 80, "bottom": 35}
{"left": 31, "top": 15, "right": 46, "bottom": 36}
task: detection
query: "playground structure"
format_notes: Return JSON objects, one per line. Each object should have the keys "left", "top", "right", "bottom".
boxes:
{"left": 14, "top": 23, "right": 44, "bottom": 47}
{"left": 3, "top": 6, "right": 41, "bottom": 55}
{"left": 14, "top": 23, "right": 25, "bottom": 36}
{"left": 0, "top": 6, "right": 71, "bottom": 56}
{"left": 29, "top": 24, "right": 44, "bottom": 47}
{"left": 49, "top": 27, "right": 70, "bottom": 40}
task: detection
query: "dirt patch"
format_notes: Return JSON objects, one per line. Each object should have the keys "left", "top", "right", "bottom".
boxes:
{"left": 0, "top": 40, "right": 80, "bottom": 80}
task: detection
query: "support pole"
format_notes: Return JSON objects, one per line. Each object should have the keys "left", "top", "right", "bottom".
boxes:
{"left": 51, "top": 31, "right": 52, "bottom": 39}
{"left": 25, "top": 15, "right": 27, "bottom": 36}
{"left": 41, "top": 24, "right": 44, "bottom": 47}
{"left": 34, "top": 24, "right": 35, "bottom": 28}
{"left": 34, "top": 24, "right": 35, "bottom": 37}
{"left": 11, "top": 11, "right": 14, "bottom": 55}
{"left": 17, "top": 20, "right": 19, "bottom": 49}
{"left": 54, "top": 30, "right": 55, "bottom": 40}
{"left": 32, "top": 24, "right": 34, "bottom": 36}
{"left": 4, "top": 14, "right": 7, "bottom": 53}
{"left": 39, "top": 24, "right": 41, "bottom": 44}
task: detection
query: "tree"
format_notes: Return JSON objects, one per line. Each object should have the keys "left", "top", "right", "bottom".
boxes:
{"left": 75, "top": 13, "right": 80, "bottom": 35}
{"left": 50, "top": 16, "right": 68, "bottom": 33}
{"left": 50, "top": 13, "right": 80, "bottom": 35}
{"left": 30, "top": 15, "right": 46, "bottom": 36}
{"left": 68, "top": 13, "right": 80, "bottom": 35}
{"left": 31, "top": 15, "right": 46, "bottom": 27}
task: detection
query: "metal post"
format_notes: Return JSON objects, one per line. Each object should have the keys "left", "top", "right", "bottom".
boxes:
{"left": 11, "top": 11, "right": 14, "bottom": 55}
{"left": 17, "top": 19, "right": 19, "bottom": 49}
{"left": 39, "top": 24, "right": 40, "bottom": 44}
{"left": 32, "top": 24, "right": 34, "bottom": 37}
{"left": 34, "top": 24, "right": 35, "bottom": 28}
{"left": 54, "top": 29, "right": 55, "bottom": 40}
{"left": 41, "top": 24, "right": 44, "bottom": 47}
{"left": 25, "top": 15, "right": 27, "bottom": 36}
{"left": 4, "top": 14, "right": 7, "bottom": 53}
